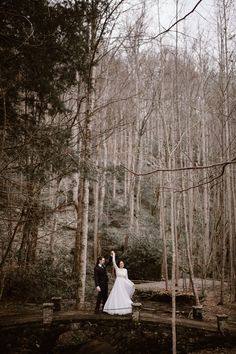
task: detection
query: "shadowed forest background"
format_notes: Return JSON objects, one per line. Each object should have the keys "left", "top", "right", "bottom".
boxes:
{"left": 0, "top": 0, "right": 236, "bottom": 313}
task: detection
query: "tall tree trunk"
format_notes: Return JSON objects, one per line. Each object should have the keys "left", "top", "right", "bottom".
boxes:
{"left": 222, "top": 0, "right": 234, "bottom": 301}
{"left": 170, "top": 167, "right": 176, "bottom": 354}
{"left": 217, "top": 0, "right": 234, "bottom": 303}
{"left": 198, "top": 39, "right": 210, "bottom": 294}
{"left": 75, "top": 7, "right": 96, "bottom": 305}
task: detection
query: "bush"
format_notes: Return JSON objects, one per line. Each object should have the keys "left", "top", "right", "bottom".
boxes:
{"left": 119, "top": 234, "right": 165, "bottom": 281}
{"left": 3, "top": 256, "right": 77, "bottom": 302}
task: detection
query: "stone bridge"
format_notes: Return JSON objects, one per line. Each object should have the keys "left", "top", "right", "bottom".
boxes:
{"left": 1, "top": 305, "right": 236, "bottom": 354}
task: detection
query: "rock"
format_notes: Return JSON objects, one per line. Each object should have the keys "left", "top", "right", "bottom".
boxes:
{"left": 76, "top": 340, "right": 116, "bottom": 354}
{"left": 54, "top": 329, "right": 89, "bottom": 349}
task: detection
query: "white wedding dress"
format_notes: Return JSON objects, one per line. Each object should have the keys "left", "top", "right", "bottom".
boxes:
{"left": 103, "top": 254, "right": 135, "bottom": 315}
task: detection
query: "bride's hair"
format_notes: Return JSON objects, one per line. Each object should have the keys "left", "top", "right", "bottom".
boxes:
{"left": 118, "top": 260, "right": 125, "bottom": 267}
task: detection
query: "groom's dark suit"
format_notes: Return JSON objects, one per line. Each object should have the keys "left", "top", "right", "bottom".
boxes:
{"left": 94, "top": 256, "right": 112, "bottom": 312}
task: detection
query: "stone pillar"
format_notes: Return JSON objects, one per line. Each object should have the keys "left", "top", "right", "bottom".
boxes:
{"left": 52, "top": 296, "right": 62, "bottom": 311}
{"left": 216, "top": 314, "right": 228, "bottom": 333}
{"left": 132, "top": 303, "right": 142, "bottom": 323}
{"left": 192, "top": 305, "right": 203, "bottom": 320}
{"left": 43, "top": 303, "right": 54, "bottom": 325}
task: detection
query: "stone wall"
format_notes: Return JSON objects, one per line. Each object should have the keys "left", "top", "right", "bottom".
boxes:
{"left": 1, "top": 316, "right": 236, "bottom": 354}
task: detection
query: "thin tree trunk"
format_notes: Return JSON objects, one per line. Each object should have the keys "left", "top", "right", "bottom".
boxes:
{"left": 49, "top": 177, "right": 60, "bottom": 261}
{"left": 160, "top": 173, "right": 168, "bottom": 290}
{"left": 170, "top": 167, "right": 176, "bottom": 354}
{"left": 182, "top": 189, "right": 200, "bottom": 305}
{"left": 98, "top": 140, "right": 107, "bottom": 255}
{"left": 112, "top": 127, "right": 117, "bottom": 200}
{"left": 93, "top": 157, "right": 99, "bottom": 263}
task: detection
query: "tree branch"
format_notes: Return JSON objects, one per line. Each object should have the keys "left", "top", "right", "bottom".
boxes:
{"left": 152, "top": 0, "right": 203, "bottom": 39}
{"left": 121, "top": 158, "right": 236, "bottom": 176}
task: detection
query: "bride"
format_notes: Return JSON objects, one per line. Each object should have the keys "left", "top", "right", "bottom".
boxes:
{"left": 103, "top": 250, "right": 135, "bottom": 315}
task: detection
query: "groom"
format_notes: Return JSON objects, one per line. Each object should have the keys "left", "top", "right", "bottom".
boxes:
{"left": 94, "top": 253, "right": 112, "bottom": 314}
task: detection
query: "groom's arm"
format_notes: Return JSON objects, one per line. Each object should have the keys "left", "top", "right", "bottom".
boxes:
{"left": 94, "top": 267, "right": 99, "bottom": 287}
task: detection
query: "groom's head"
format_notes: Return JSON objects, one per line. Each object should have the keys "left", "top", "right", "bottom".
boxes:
{"left": 96, "top": 256, "right": 105, "bottom": 266}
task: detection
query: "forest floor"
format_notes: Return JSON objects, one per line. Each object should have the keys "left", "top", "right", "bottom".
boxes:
{"left": 134, "top": 278, "right": 236, "bottom": 323}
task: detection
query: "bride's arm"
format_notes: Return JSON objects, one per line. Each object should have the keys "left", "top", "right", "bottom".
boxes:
{"left": 125, "top": 268, "right": 128, "bottom": 279}
{"left": 111, "top": 251, "right": 118, "bottom": 270}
